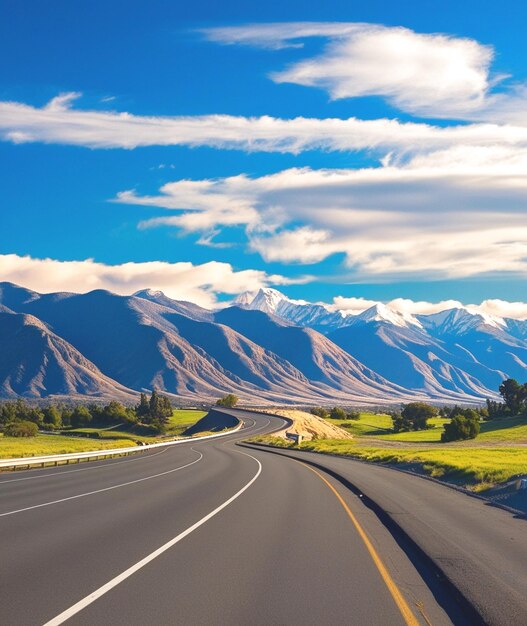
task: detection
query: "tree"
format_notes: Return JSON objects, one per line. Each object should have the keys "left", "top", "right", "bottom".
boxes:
{"left": 393, "top": 402, "right": 438, "bottom": 432}
{"left": 498, "top": 379, "right": 526, "bottom": 415}
{"left": 311, "top": 407, "right": 330, "bottom": 419}
{"left": 0, "top": 402, "right": 18, "bottom": 425}
{"left": 441, "top": 413, "right": 480, "bottom": 442}
{"left": 216, "top": 394, "right": 239, "bottom": 408}
{"left": 346, "top": 410, "right": 361, "bottom": 420}
{"left": 330, "top": 407, "right": 347, "bottom": 420}
{"left": 43, "top": 405, "right": 62, "bottom": 430}
{"left": 136, "top": 393, "right": 149, "bottom": 418}
{"left": 70, "top": 405, "right": 92, "bottom": 428}
{"left": 4, "top": 420, "right": 38, "bottom": 437}
{"left": 486, "top": 398, "right": 506, "bottom": 420}
{"left": 101, "top": 401, "right": 130, "bottom": 424}
{"left": 148, "top": 391, "right": 172, "bottom": 422}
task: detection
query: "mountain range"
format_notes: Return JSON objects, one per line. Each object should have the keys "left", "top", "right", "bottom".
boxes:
{"left": 1, "top": 282, "right": 525, "bottom": 405}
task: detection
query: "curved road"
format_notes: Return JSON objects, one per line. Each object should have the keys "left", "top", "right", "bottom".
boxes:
{"left": 0, "top": 409, "right": 522, "bottom": 625}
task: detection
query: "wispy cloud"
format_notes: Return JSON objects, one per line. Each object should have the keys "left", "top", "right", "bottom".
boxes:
{"left": 3, "top": 93, "right": 527, "bottom": 153}
{"left": 203, "top": 22, "right": 527, "bottom": 123}
{"left": 0, "top": 254, "right": 306, "bottom": 308}
{"left": 118, "top": 143, "right": 527, "bottom": 280}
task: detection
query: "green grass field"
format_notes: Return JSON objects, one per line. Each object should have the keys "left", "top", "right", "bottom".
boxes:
{"left": 252, "top": 435, "right": 527, "bottom": 491}
{"left": 329, "top": 413, "right": 527, "bottom": 444}
{"left": 0, "top": 433, "right": 137, "bottom": 459}
{"left": 165, "top": 409, "right": 207, "bottom": 435}
{"left": 67, "top": 409, "right": 207, "bottom": 442}
{"left": 252, "top": 411, "right": 527, "bottom": 491}
{"left": 0, "top": 409, "right": 208, "bottom": 459}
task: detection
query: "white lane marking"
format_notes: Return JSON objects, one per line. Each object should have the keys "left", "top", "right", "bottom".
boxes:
{"left": 219, "top": 417, "right": 271, "bottom": 447}
{"left": 0, "top": 448, "right": 203, "bottom": 518}
{"left": 43, "top": 450, "right": 262, "bottom": 626}
{"left": 0, "top": 447, "right": 169, "bottom": 484}
{"left": 0, "top": 412, "right": 252, "bottom": 485}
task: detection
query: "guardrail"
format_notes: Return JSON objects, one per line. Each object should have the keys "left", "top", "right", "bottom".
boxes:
{"left": 0, "top": 418, "right": 243, "bottom": 472}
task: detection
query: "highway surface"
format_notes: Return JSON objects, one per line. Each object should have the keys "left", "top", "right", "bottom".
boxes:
{"left": 0, "top": 408, "right": 524, "bottom": 626}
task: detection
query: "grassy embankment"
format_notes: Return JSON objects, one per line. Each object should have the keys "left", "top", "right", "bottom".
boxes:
{"left": 0, "top": 409, "right": 207, "bottom": 459}
{"left": 252, "top": 412, "right": 527, "bottom": 491}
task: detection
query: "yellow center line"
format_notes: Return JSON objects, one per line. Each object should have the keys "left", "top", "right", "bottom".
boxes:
{"left": 293, "top": 459, "right": 422, "bottom": 626}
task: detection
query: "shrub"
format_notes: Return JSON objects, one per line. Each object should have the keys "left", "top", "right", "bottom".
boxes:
{"left": 311, "top": 407, "right": 330, "bottom": 419}
{"left": 216, "top": 394, "right": 239, "bottom": 408}
{"left": 330, "top": 407, "right": 347, "bottom": 420}
{"left": 4, "top": 420, "right": 39, "bottom": 437}
{"left": 346, "top": 410, "right": 361, "bottom": 420}
{"left": 441, "top": 414, "right": 480, "bottom": 442}
{"left": 393, "top": 402, "right": 438, "bottom": 432}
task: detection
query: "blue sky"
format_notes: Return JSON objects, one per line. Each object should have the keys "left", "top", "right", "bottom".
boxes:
{"left": 1, "top": 1, "right": 527, "bottom": 315}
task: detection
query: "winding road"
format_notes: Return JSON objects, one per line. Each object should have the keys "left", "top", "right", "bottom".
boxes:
{"left": 0, "top": 408, "right": 525, "bottom": 626}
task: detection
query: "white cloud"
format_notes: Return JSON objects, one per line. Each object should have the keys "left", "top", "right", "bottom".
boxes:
{"left": 474, "top": 299, "right": 527, "bottom": 321}
{"left": 204, "top": 22, "right": 527, "bottom": 123}
{"left": 120, "top": 144, "right": 527, "bottom": 279}
{"left": 4, "top": 93, "right": 527, "bottom": 153}
{"left": 331, "top": 296, "right": 527, "bottom": 321}
{"left": 3, "top": 254, "right": 526, "bottom": 320}
{"left": 0, "top": 254, "right": 304, "bottom": 309}
{"left": 329, "top": 296, "right": 379, "bottom": 314}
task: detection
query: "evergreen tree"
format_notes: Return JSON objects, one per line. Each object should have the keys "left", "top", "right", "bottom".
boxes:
{"left": 498, "top": 379, "right": 527, "bottom": 415}
{"left": 136, "top": 393, "right": 149, "bottom": 418}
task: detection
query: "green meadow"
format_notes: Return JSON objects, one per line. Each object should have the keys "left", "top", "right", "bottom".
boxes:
{"left": 253, "top": 412, "right": 527, "bottom": 490}
{"left": 0, "top": 409, "right": 207, "bottom": 459}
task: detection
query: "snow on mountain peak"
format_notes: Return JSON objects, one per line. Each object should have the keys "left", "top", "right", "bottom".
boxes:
{"left": 354, "top": 303, "right": 422, "bottom": 328}
{"left": 134, "top": 288, "right": 165, "bottom": 298}
{"left": 233, "top": 291, "right": 258, "bottom": 307}
{"left": 250, "top": 288, "right": 290, "bottom": 313}
{"left": 420, "top": 307, "right": 506, "bottom": 333}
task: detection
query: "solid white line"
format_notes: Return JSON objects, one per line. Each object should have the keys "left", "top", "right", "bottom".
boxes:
{"left": 0, "top": 447, "right": 169, "bottom": 484}
{"left": 0, "top": 449, "right": 203, "bottom": 518}
{"left": 42, "top": 450, "right": 262, "bottom": 626}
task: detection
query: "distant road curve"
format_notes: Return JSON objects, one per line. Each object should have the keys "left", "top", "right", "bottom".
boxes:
{"left": 0, "top": 407, "right": 522, "bottom": 625}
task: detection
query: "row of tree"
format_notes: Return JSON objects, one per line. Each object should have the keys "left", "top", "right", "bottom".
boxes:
{"left": 311, "top": 406, "right": 360, "bottom": 420}
{"left": 389, "top": 402, "right": 481, "bottom": 442}
{"left": 0, "top": 390, "right": 173, "bottom": 437}
{"left": 487, "top": 378, "right": 527, "bottom": 418}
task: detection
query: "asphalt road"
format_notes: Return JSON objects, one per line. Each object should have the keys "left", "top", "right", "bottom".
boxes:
{"left": 0, "top": 408, "right": 523, "bottom": 626}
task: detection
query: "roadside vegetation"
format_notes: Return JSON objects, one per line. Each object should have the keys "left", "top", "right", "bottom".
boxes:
{"left": 250, "top": 436, "right": 527, "bottom": 491}
{"left": 216, "top": 393, "right": 239, "bottom": 408}
{"left": 0, "top": 434, "right": 138, "bottom": 459}
{"left": 252, "top": 379, "right": 527, "bottom": 491}
{"left": 0, "top": 394, "right": 207, "bottom": 459}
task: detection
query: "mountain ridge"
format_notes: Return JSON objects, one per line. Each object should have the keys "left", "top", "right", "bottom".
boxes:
{"left": 1, "top": 282, "right": 523, "bottom": 403}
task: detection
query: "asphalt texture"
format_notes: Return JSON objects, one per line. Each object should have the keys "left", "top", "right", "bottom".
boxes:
{"left": 0, "top": 408, "right": 523, "bottom": 625}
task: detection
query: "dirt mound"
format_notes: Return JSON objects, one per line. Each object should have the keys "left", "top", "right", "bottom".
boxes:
{"left": 263, "top": 408, "right": 353, "bottom": 441}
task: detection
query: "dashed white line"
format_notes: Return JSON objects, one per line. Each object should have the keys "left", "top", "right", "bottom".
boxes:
{"left": 0, "top": 448, "right": 203, "bottom": 518}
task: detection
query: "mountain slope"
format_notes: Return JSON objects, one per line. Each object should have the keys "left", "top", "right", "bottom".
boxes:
{"left": 328, "top": 320, "right": 504, "bottom": 401}
{"left": 0, "top": 310, "right": 133, "bottom": 398}
{"left": 421, "top": 308, "right": 527, "bottom": 383}
{"left": 214, "top": 306, "right": 416, "bottom": 402}
{"left": 3, "top": 281, "right": 526, "bottom": 403}
{"left": 2, "top": 285, "right": 406, "bottom": 403}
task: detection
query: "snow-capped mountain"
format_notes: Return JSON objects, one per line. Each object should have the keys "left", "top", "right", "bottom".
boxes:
{"left": 347, "top": 303, "right": 423, "bottom": 329}
{"left": 235, "top": 288, "right": 527, "bottom": 399}
{"left": 3, "top": 281, "right": 527, "bottom": 403}
{"left": 235, "top": 288, "right": 350, "bottom": 332}
{"left": 419, "top": 307, "right": 507, "bottom": 334}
